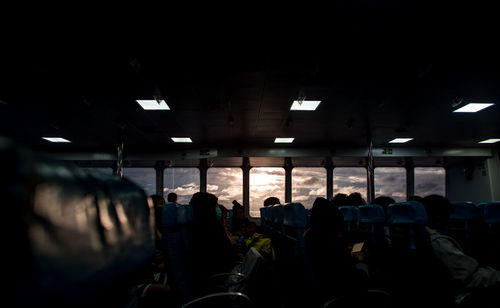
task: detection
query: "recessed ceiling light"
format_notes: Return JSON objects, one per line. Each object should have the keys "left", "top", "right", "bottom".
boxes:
{"left": 274, "top": 138, "right": 295, "bottom": 143}
{"left": 453, "top": 103, "right": 494, "bottom": 113}
{"left": 136, "top": 99, "right": 170, "bottom": 110}
{"left": 171, "top": 137, "right": 192, "bottom": 143}
{"left": 479, "top": 138, "right": 500, "bottom": 144}
{"left": 42, "top": 137, "right": 71, "bottom": 143}
{"left": 389, "top": 138, "right": 413, "bottom": 143}
{"left": 290, "top": 100, "right": 321, "bottom": 111}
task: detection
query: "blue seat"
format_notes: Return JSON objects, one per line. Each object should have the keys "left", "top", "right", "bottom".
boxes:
{"left": 387, "top": 201, "right": 428, "bottom": 250}
{"left": 358, "top": 204, "right": 386, "bottom": 244}
{"left": 283, "top": 203, "right": 308, "bottom": 229}
{"left": 449, "top": 202, "right": 479, "bottom": 240}
{"left": 482, "top": 202, "right": 500, "bottom": 224}
{"left": 387, "top": 201, "right": 428, "bottom": 225}
{"left": 338, "top": 206, "right": 359, "bottom": 232}
{"left": 272, "top": 204, "right": 285, "bottom": 233}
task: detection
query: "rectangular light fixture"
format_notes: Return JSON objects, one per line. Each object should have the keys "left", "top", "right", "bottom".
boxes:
{"left": 171, "top": 137, "right": 192, "bottom": 143}
{"left": 479, "top": 138, "right": 500, "bottom": 144}
{"left": 453, "top": 103, "right": 494, "bottom": 113}
{"left": 274, "top": 138, "right": 295, "bottom": 143}
{"left": 290, "top": 100, "right": 321, "bottom": 111}
{"left": 136, "top": 99, "right": 170, "bottom": 110}
{"left": 389, "top": 138, "right": 413, "bottom": 143}
{"left": 42, "top": 137, "right": 71, "bottom": 143}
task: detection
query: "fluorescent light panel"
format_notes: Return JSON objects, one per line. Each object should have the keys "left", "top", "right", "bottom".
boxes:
{"left": 290, "top": 100, "right": 321, "bottom": 111}
{"left": 479, "top": 139, "right": 500, "bottom": 144}
{"left": 136, "top": 99, "right": 170, "bottom": 110}
{"left": 274, "top": 138, "right": 295, "bottom": 143}
{"left": 389, "top": 138, "right": 413, "bottom": 143}
{"left": 171, "top": 137, "right": 192, "bottom": 143}
{"left": 42, "top": 137, "right": 71, "bottom": 143}
{"left": 453, "top": 103, "right": 494, "bottom": 113}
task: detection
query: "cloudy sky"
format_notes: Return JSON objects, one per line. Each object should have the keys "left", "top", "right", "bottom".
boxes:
{"left": 88, "top": 165, "right": 445, "bottom": 217}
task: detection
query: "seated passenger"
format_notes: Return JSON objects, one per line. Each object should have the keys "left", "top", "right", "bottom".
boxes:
{"left": 188, "top": 192, "right": 238, "bottom": 294}
{"left": 263, "top": 196, "right": 281, "bottom": 207}
{"left": 331, "top": 193, "right": 348, "bottom": 207}
{"left": 346, "top": 192, "right": 367, "bottom": 206}
{"left": 422, "top": 195, "right": 500, "bottom": 291}
{"left": 166, "top": 192, "right": 178, "bottom": 205}
{"left": 304, "top": 197, "right": 368, "bottom": 303}
{"left": 231, "top": 200, "right": 257, "bottom": 238}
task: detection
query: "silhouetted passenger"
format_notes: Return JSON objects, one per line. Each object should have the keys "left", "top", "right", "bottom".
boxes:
{"left": 263, "top": 196, "right": 281, "bottom": 207}
{"left": 188, "top": 192, "right": 238, "bottom": 294}
{"left": 331, "top": 193, "right": 348, "bottom": 207}
{"left": 305, "top": 197, "right": 368, "bottom": 303}
{"left": 150, "top": 194, "right": 165, "bottom": 249}
{"left": 422, "top": 195, "right": 500, "bottom": 291}
{"left": 346, "top": 192, "right": 367, "bottom": 206}
{"left": 231, "top": 200, "right": 257, "bottom": 238}
{"left": 167, "top": 192, "right": 178, "bottom": 203}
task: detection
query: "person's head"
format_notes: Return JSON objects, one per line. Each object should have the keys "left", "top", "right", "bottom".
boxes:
{"left": 167, "top": 192, "right": 177, "bottom": 203}
{"left": 232, "top": 200, "right": 245, "bottom": 220}
{"left": 190, "top": 192, "right": 218, "bottom": 222}
{"left": 372, "top": 196, "right": 395, "bottom": 217}
{"left": 310, "top": 197, "right": 344, "bottom": 236}
{"left": 331, "top": 193, "right": 348, "bottom": 207}
{"left": 263, "top": 197, "right": 280, "bottom": 207}
{"left": 150, "top": 194, "right": 165, "bottom": 209}
{"left": 346, "top": 192, "right": 366, "bottom": 206}
{"left": 421, "top": 195, "right": 454, "bottom": 230}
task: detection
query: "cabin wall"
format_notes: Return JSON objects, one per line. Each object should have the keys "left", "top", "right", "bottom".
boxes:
{"left": 487, "top": 150, "right": 500, "bottom": 201}
{"left": 447, "top": 157, "right": 494, "bottom": 204}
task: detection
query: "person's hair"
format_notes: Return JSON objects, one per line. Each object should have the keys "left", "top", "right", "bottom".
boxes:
{"left": 190, "top": 192, "right": 218, "bottom": 222}
{"left": 421, "top": 194, "right": 454, "bottom": 229}
{"left": 310, "top": 197, "right": 344, "bottom": 233}
{"left": 408, "top": 195, "right": 424, "bottom": 203}
{"left": 150, "top": 194, "right": 164, "bottom": 206}
{"left": 346, "top": 192, "right": 366, "bottom": 206}
{"left": 263, "top": 197, "right": 280, "bottom": 207}
{"left": 372, "top": 196, "right": 395, "bottom": 217}
{"left": 232, "top": 200, "right": 244, "bottom": 212}
{"left": 167, "top": 192, "right": 177, "bottom": 202}
{"left": 331, "top": 193, "right": 348, "bottom": 207}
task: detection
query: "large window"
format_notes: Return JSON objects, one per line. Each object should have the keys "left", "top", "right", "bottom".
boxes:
{"left": 374, "top": 167, "right": 407, "bottom": 202}
{"left": 333, "top": 167, "right": 368, "bottom": 201}
{"left": 250, "top": 167, "right": 285, "bottom": 217}
{"left": 292, "top": 167, "right": 326, "bottom": 209}
{"left": 123, "top": 168, "right": 156, "bottom": 196}
{"left": 164, "top": 168, "right": 200, "bottom": 204}
{"left": 414, "top": 167, "right": 446, "bottom": 197}
{"left": 207, "top": 167, "right": 243, "bottom": 210}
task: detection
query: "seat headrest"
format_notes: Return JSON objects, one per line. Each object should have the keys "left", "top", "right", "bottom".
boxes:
{"left": 1, "top": 138, "right": 154, "bottom": 307}
{"left": 482, "top": 202, "right": 500, "bottom": 224}
{"left": 359, "top": 204, "right": 386, "bottom": 223}
{"left": 387, "top": 201, "right": 428, "bottom": 225}
{"left": 283, "top": 203, "right": 307, "bottom": 228}
{"left": 450, "top": 202, "right": 479, "bottom": 220}
{"left": 272, "top": 204, "right": 284, "bottom": 223}
{"left": 338, "top": 206, "right": 359, "bottom": 222}
{"left": 162, "top": 202, "right": 178, "bottom": 227}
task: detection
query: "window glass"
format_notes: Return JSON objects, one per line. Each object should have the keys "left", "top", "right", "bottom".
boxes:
{"left": 123, "top": 168, "right": 156, "bottom": 196}
{"left": 333, "top": 167, "right": 368, "bottom": 201}
{"left": 414, "top": 167, "right": 446, "bottom": 197}
{"left": 374, "top": 167, "right": 407, "bottom": 202}
{"left": 164, "top": 168, "right": 200, "bottom": 204}
{"left": 250, "top": 167, "right": 285, "bottom": 217}
{"left": 292, "top": 167, "right": 326, "bottom": 209}
{"left": 207, "top": 167, "right": 243, "bottom": 210}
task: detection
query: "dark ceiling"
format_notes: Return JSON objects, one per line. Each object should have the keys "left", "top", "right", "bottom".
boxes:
{"left": 1, "top": 4, "right": 499, "bottom": 154}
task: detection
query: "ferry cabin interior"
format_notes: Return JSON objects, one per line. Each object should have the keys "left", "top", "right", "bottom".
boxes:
{"left": 2, "top": 13, "right": 500, "bottom": 308}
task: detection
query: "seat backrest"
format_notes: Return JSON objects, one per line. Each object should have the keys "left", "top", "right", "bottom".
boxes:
{"left": 2, "top": 138, "right": 154, "bottom": 308}
{"left": 338, "top": 206, "right": 359, "bottom": 234}
{"left": 160, "top": 203, "right": 194, "bottom": 303}
{"left": 483, "top": 202, "right": 500, "bottom": 224}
